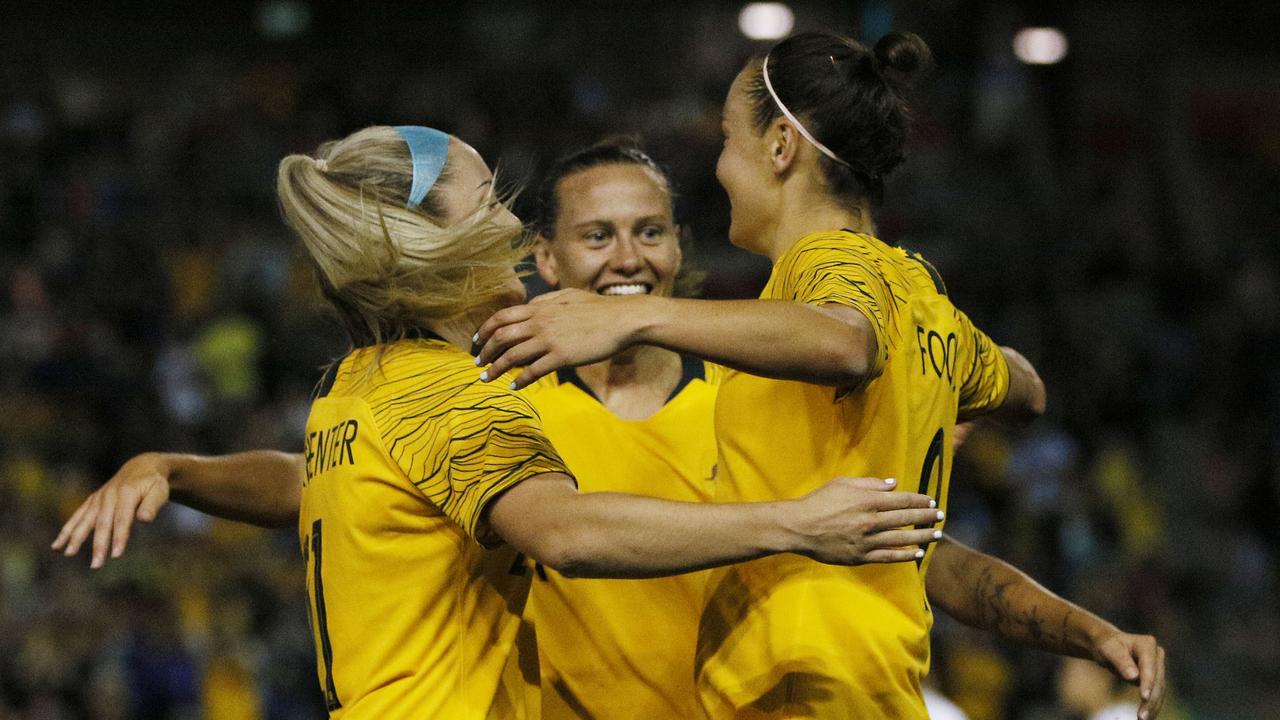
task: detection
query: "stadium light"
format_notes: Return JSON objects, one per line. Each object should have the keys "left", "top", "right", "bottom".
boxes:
{"left": 739, "top": 3, "right": 795, "bottom": 41}
{"left": 256, "top": 0, "right": 311, "bottom": 38}
{"left": 1012, "top": 27, "right": 1068, "bottom": 65}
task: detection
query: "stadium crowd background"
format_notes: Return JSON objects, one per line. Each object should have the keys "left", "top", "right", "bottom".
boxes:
{"left": 1, "top": 1, "right": 1276, "bottom": 718}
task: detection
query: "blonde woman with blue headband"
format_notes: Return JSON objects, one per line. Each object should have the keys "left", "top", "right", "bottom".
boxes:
{"left": 474, "top": 32, "right": 1166, "bottom": 719}
{"left": 54, "top": 124, "right": 948, "bottom": 719}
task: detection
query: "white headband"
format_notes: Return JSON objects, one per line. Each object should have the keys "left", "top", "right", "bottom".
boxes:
{"left": 761, "top": 54, "right": 852, "bottom": 169}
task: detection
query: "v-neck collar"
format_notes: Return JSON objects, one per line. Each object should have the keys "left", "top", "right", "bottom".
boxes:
{"left": 555, "top": 354, "right": 705, "bottom": 408}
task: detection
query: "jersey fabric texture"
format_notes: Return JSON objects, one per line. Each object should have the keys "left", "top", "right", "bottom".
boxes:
{"left": 696, "top": 230, "right": 1010, "bottom": 719}
{"left": 299, "top": 337, "right": 570, "bottom": 719}
{"left": 521, "top": 357, "right": 721, "bottom": 719}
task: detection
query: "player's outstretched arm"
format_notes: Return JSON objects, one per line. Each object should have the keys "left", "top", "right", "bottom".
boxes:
{"left": 52, "top": 451, "right": 304, "bottom": 569}
{"left": 488, "top": 474, "right": 944, "bottom": 579}
{"left": 474, "top": 289, "right": 876, "bottom": 390}
{"left": 926, "top": 535, "right": 1166, "bottom": 720}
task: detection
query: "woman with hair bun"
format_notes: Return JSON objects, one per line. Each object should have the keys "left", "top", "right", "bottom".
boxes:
{"left": 477, "top": 32, "right": 1162, "bottom": 718}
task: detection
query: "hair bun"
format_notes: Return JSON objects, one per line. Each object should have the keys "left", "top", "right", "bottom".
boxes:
{"left": 872, "top": 32, "right": 933, "bottom": 88}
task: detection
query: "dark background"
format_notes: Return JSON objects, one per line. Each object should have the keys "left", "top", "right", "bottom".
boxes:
{"left": 1, "top": 1, "right": 1277, "bottom": 718}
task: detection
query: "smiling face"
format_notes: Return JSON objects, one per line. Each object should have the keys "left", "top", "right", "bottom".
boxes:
{"left": 716, "top": 64, "right": 777, "bottom": 254}
{"left": 536, "top": 163, "right": 682, "bottom": 299}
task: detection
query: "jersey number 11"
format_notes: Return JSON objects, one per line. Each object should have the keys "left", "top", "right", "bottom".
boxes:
{"left": 305, "top": 518, "right": 342, "bottom": 711}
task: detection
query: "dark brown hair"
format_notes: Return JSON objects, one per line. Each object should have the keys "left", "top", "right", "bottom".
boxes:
{"left": 748, "top": 31, "right": 933, "bottom": 203}
{"left": 534, "top": 139, "right": 673, "bottom": 238}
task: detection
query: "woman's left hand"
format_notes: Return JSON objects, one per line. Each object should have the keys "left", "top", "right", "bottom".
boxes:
{"left": 474, "top": 289, "right": 644, "bottom": 389}
{"left": 1090, "top": 629, "right": 1167, "bottom": 719}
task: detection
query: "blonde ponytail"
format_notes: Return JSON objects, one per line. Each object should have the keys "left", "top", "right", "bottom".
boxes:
{"left": 276, "top": 126, "right": 527, "bottom": 346}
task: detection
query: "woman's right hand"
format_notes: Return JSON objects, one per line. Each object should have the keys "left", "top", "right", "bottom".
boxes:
{"left": 789, "top": 477, "right": 943, "bottom": 565}
{"left": 474, "top": 288, "right": 642, "bottom": 390}
{"left": 51, "top": 452, "right": 174, "bottom": 569}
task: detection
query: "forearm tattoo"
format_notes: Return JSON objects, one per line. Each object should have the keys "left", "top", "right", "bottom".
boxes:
{"left": 971, "top": 565, "right": 1076, "bottom": 653}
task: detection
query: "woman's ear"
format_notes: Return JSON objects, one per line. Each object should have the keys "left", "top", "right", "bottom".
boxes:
{"left": 534, "top": 235, "right": 561, "bottom": 288}
{"left": 770, "top": 120, "right": 801, "bottom": 175}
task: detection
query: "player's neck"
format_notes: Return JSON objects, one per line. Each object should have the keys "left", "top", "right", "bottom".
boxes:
{"left": 764, "top": 193, "right": 874, "bottom": 262}
{"left": 575, "top": 345, "right": 684, "bottom": 420}
{"left": 426, "top": 311, "right": 488, "bottom": 354}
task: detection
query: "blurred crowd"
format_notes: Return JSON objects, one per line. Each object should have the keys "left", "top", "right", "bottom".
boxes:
{"left": 1, "top": 2, "right": 1277, "bottom": 718}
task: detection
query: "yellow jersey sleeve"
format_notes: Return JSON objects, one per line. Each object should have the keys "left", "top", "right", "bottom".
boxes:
{"left": 370, "top": 364, "right": 570, "bottom": 541}
{"left": 773, "top": 232, "right": 893, "bottom": 380}
{"left": 953, "top": 309, "right": 1011, "bottom": 415}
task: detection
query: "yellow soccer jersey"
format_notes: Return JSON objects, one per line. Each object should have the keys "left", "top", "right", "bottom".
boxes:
{"left": 697, "top": 230, "right": 1009, "bottom": 719}
{"left": 299, "top": 336, "right": 570, "bottom": 719}
{"left": 519, "top": 357, "right": 720, "bottom": 719}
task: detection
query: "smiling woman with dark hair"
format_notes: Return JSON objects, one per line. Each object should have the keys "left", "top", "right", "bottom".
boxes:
{"left": 519, "top": 139, "right": 714, "bottom": 717}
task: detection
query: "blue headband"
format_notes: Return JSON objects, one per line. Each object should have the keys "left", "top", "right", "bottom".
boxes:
{"left": 394, "top": 125, "right": 450, "bottom": 209}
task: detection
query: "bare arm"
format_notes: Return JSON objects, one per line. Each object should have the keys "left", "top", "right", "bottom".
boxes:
{"left": 1000, "top": 347, "right": 1045, "bottom": 420}
{"left": 474, "top": 290, "right": 876, "bottom": 390}
{"left": 52, "top": 451, "right": 303, "bottom": 568}
{"left": 489, "top": 474, "right": 944, "bottom": 579}
{"left": 167, "top": 451, "right": 303, "bottom": 526}
{"left": 632, "top": 297, "right": 875, "bottom": 387}
{"left": 959, "top": 346, "right": 1046, "bottom": 425}
{"left": 926, "top": 535, "right": 1166, "bottom": 719}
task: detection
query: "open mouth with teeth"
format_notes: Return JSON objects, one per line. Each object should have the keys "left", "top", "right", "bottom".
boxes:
{"left": 597, "top": 283, "right": 652, "bottom": 296}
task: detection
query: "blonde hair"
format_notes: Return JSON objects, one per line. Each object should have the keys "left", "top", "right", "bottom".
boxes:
{"left": 276, "top": 126, "right": 527, "bottom": 347}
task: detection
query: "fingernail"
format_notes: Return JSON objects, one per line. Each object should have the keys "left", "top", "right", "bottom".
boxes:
{"left": 91, "top": 557, "right": 102, "bottom": 569}
{"left": 509, "top": 382, "right": 517, "bottom": 390}
{"left": 479, "top": 371, "right": 489, "bottom": 381}
{"left": 112, "top": 546, "right": 122, "bottom": 558}
{"left": 914, "top": 549, "right": 924, "bottom": 559}
{"left": 1141, "top": 689, "right": 1150, "bottom": 700}
{"left": 933, "top": 530, "right": 942, "bottom": 539}
{"left": 936, "top": 510, "right": 945, "bottom": 521}
{"left": 472, "top": 332, "right": 479, "bottom": 343}
{"left": 474, "top": 355, "right": 482, "bottom": 366}
{"left": 929, "top": 499, "right": 937, "bottom": 508}
{"left": 884, "top": 478, "right": 896, "bottom": 485}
